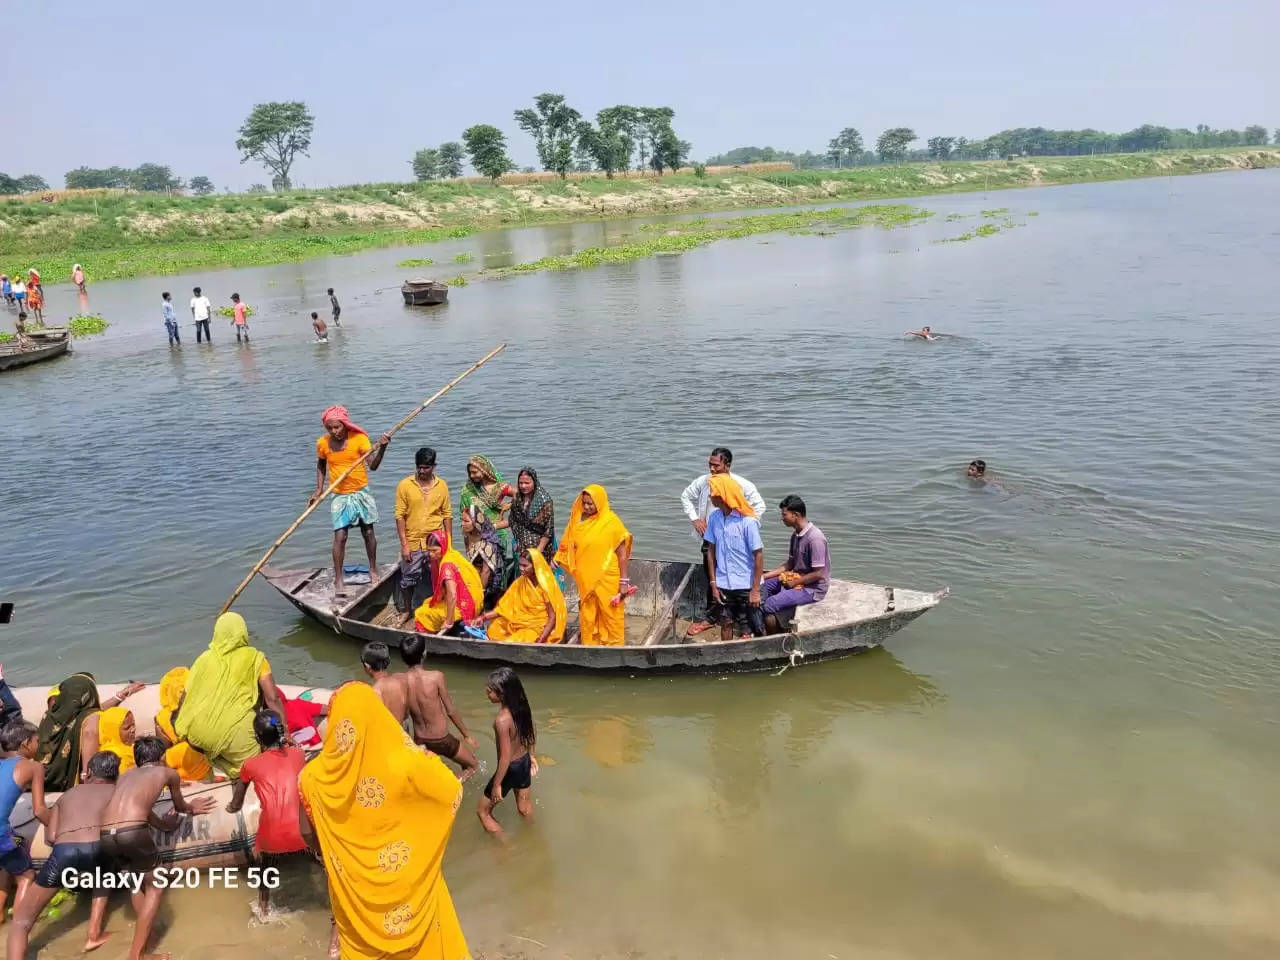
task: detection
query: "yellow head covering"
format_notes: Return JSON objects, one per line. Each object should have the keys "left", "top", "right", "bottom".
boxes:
{"left": 159, "top": 667, "right": 188, "bottom": 713}
{"left": 490, "top": 549, "right": 568, "bottom": 644}
{"left": 155, "top": 666, "right": 212, "bottom": 782}
{"left": 300, "top": 683, "right": 470, "bottom": 960}
{"left": 529, "top": 549, "right": 567, "bottom": 641}
{"left": 554, "top": 484, "right": 632, "bottom": 599}
{"left": 708, "top": 473, "right": 756, "bottom": 519}
{"left": 175, "top": 612, "right": 266, "bottom": 756}
{"left": 98, "top": 707, "right": 136, "bottom": 774}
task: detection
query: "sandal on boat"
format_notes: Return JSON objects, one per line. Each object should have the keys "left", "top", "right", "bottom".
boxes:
{"left": 686, "top": 621, "right": 715, "bottom": 636}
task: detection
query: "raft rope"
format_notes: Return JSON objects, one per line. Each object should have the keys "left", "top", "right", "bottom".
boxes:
{"left": 773, "top": 647, "right": 805, "bottom": 677}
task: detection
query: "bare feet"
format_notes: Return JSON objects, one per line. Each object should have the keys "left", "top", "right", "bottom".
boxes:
{"left": 477, "top": 807, "right": 504, "bottom": 835}
{"left": 329, "top": 919, "right": 340, "bottom": 959}
{"left": 83, "top": 931, "right": 114, "bottom": 952}
{"left": 457, "top": 767, "right": 476, "bottom": 783}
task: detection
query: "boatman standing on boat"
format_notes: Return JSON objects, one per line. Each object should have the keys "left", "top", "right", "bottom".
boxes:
{"left": 680, "top": 448, "right": 766, "bottom": 637}
{"left": 311, "top": 405, "right": 390, "bottom": 598}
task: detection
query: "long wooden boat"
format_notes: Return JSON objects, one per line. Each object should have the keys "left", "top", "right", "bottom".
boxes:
{"left": 401, "top": 279, "right": 448, "bottom": 306}
{"left": 262, "top": 557, "right": 946, "bottom": 673}
{"left": 0, "top": 328, "right": 70, "bottom": 371}
{"left": 8, "top": 682, "right": 332, "bottom": 869}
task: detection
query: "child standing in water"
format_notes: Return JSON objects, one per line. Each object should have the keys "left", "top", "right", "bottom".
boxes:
{"left": 311, "top": 311, "right": 328, "bottom": 342}
{"left": 477, "top": 667, "right": 537, "bottom": 836}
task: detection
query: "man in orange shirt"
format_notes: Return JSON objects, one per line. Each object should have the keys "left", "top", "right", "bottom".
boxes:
{"left": 310, "top": 405, "right": 390, "bottom": 596}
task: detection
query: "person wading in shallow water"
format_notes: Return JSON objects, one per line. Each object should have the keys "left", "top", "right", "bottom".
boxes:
{"left": 310, "top": 405, "right": 390, "bottom": 598}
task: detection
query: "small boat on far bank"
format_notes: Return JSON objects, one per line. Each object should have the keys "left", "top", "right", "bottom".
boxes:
{"left": 401, "top": 279, "right": 449, "bottom": 306}
{"left": 0, "top": 328, "right": 70, "bottom": 372}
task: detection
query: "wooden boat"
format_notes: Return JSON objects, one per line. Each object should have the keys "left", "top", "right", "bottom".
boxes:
{"left": 0, "top": 328, "right": 70, "bottom": 372}
{"left": 8, "top": 682, "right": 332, "bottom": 869}
{"left": 401, "top": 279, "right": 449, "bottom": 306}
{"left": 262, "top": 557, "right": 946, "bottom": 673}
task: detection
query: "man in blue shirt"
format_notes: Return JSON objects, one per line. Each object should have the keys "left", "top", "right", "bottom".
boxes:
{"left": 702, "top": 474, "right": 765, "bottom": 641}
{"left": 161, "top": 291, "right": 180, "bottom": 345}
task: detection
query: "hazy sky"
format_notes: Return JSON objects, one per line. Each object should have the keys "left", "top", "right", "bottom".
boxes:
{"left": 4, "top": 0, "right": 1276, "bottom": 190}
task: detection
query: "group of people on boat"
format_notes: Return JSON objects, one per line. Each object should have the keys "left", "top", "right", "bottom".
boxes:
{"left": 0, "top": 615, "right": 540, "bottom": 960}
{"left": 314, "top": 405, "right": 833, "bottom": 647}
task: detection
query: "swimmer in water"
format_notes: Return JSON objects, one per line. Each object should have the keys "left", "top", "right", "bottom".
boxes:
{"left": 966, "top": 459, "right": 1006, "bottom": 492}
{"left": 966, "top": 459, "right": 986, "bottom": 478}
{"left": 905, "top": 326, "right": 937, "bottom": 341}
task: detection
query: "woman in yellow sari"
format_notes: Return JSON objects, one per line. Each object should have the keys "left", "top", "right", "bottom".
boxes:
{"left": 300, "top": 682, "right": 470, "bottom": 960}
{"left": 176, "top": 612, "right": 286, "bottom": 777}
{"left": 473, "top": 549, "right": 567, "bottom": 643}
{"left": 414, "top": 529, "right": 484, "bottom": 635}
{"left": 154, "top": 667, "right": 213, "bottom": 781}
{"left": 96, "top": 707, "right": 137, "bottom": 774}
{"left": 554, "top": 484, "right": 633, "bottom": 646}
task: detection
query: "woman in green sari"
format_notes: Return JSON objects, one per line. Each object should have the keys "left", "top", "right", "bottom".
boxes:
{"left": 460, "top": 455, "right": 514, "bottom": 556}
{"left": 36, "top": 673, "right": 145, "bottom": 790}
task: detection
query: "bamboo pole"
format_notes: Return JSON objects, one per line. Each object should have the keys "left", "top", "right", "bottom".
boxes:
{"left": 218, "top": 343, "right": 507, "bottom": 614}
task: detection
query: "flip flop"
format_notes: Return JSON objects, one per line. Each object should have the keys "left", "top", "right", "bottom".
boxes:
{"left": 686, "top": 621, "right": 715, "bottom": 636}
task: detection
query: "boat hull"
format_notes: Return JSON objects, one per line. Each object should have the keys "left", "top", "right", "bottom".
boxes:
{"left": 400, "top": 281, "right": 448, "bottom": 306}
{"left": 263, "top": 558, "right": 945, "bottom": 674}
{"left": 0, "top": 333, "right": 70, "bottom": 371}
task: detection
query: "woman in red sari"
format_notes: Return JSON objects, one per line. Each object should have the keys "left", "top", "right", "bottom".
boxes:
{"left": 414, "top": 530, "right": 484, "bottom": 635}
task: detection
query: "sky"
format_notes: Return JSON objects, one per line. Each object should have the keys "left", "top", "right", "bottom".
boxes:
{"left": 3, "top": 0, "right": 1277, "bottom": 191}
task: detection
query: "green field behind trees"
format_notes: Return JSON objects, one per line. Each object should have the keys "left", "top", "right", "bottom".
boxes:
{"left": 2, "top": 148, "right": 1276, "bottom": 283}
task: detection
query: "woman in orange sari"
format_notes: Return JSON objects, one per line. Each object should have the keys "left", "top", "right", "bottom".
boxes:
{"left": 554, "top": 484, "right": 633, "bottom": 646}
{"left": 300, "top": 682, "right": 470, "bottom": 960}
{"left": 414, "top": 529, "right": 484, "bottom": 635}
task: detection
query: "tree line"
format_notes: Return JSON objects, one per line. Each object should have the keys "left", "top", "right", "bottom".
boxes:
{"left": 708, "top": 123, "right": 1280, "bottom": 168}
{"left": 411, "top": 94, "right": 691, "bottom": 183}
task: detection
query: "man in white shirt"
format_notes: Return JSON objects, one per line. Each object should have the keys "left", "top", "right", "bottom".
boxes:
{"left": 189, "top": 285, "right": 213, "bottom": 343}
{"left": 680, "top": 447, "right": 766, "bottom": 636}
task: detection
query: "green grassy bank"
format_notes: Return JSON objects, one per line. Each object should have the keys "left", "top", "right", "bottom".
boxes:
{"left": 2, "top": 148, "right": 1276, "bottom": 283}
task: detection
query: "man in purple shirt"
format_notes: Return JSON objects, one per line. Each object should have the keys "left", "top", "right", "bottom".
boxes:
{"left": 760, "top": 495, "right": 830, "bottom": 633}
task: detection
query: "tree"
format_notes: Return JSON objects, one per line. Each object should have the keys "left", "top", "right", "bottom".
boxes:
{"left": 827, "top": 128, "right": 863, "bottom": 167}
{"left": 15, "top": 174, "right": 49, "bottom": 192}
{"left": 0, "top": 174, "right": 20, "bottom": 194}
{"left": 235, "top": 101, "right": 314, "bottom": 191}
{"left": 189, "top": 175, "right": 215, "bottom": 195}
{"left": 514, "top": 93, "right": 582, "bottom": 178}
{"left": 650, "top": 129, "right": 690, "bottom": 175}
{"left": 876, "top": 128, "right": 917, "bottom": 162}
{"left": 247, "top": 183, "right": 269, "bottom": 193}
{"left": 64, "top": 166, "right": 132, "bottom": 189}
{"left": 926, "top": 136, "right": 956, "bottom": 160}
{"left": 577, "top": 105, "right": 638, "bottom": 178}
{"left": 437, "top": 142, "right": 465, "bottom": 178}
{"left": 131, "top": 163, "right": 182, "bottom": 192}
{"left": 462, "top": 125, "right": 514, "bottom": 182}
{"left": 411, "top": 148, "right": 441, "bottom": 181}
{"left": 1242, "top": 125, "right": 1268, "bottom": 146}
{"left": 635, "top": 107, "right": 676, "bottom": 173}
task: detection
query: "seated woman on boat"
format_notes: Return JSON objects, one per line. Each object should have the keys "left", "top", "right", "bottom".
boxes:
{"left": 462, "top": 505, "right": 510, "bottom": 610}
{"left": 472, "top": 549, "right": 567, "bottom": 644}
{"left": 555, "top": 485, "right": 634, "bottom": 647}
{"left": 154, "top": 667, "right": 214, "bottom": 781}
{"left": 176, "top": 613, "right": 287, "bottom": 777}
{"left": 96, "top": 706, "right": 138, "bottom": 774}
{"left": 460, "top": 455, "right": 514, "bottom": 558}
{"left": 504, "top": 467, "right": 556, "bottom": 564}
{"left": 414, "top": 530, "right": 485, "bottom": 636}
{"left": 36, "top": 673, "right": 146, "bottom": 791}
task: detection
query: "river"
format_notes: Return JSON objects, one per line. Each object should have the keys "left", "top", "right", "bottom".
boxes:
{"left": 3, "top": 168, "right": 1279, "bottom": 959}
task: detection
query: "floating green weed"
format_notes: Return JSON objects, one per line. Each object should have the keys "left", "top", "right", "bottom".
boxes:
{"left": 398, "top": 257, "right": 434, "bottom": 267}
{"left": 981, "top": 207, "right": 1010, "bottom": 218}
{"left": 454, "top": 252, "right": 473, "bottom": 263}
{"left": 216, "top": 304, "right": 255, "bottom": 318}
{"left": 975, "top": 224, "right": 1000, "bottom": 237}
{"left": 446, "top": 274, "right": 469, "bottom": 286}
{"left": 67, "top": 315, "right": 109, "bottom": 337}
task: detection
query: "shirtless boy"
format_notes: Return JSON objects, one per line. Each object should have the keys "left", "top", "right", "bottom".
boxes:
{"left": 0, "top": 721, "right": 48, "bottom": 925}
{"left": 360, "top": 641, "right": 407, "bottom": 726}
{"left": 99, "top": 737, "right": 216, "bottom": 960}
{"left": 7, "top": 751, "right": 119, "bottom": 959}
{"left": 400, "top": 635, "right": 478, "bottom": 780}
{"left": 905, "top": 325, "right": 937, "bottom": 340}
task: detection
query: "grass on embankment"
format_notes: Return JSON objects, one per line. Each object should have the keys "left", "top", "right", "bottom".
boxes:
{"left": 1, "top": 149, "right": 1275, "bottom": 283}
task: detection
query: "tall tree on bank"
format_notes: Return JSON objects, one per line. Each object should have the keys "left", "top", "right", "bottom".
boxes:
{"left": 462, "top": 125, "right": 514, "bottom": 182}
{"left": 876, "top": 127, "right": 917, "bottom": 162}
{"left": 437, "top": 142, "right": 465, "bottom": 178}
{"left": 131, "top": 163, "right": 182, "bottom": 192}
{"left": 651, "top": 129, "right": 691, "bottom": 175}
{"left": 64, "top": 166, "right": 133, "bottom": 189}
{"left": 514, "top": 93, "right": 582, "bottom": 178}
{"left": 189, "top": 176, "right": 215, "bottom": 195}
{"left": 235, "top": 101, "right": 314, "bottom": 191}
{"left": 827, "top": 128, "right": 863, "bottom": 167}
{"left": 577, "top": 105, "right": 638, "bottom": 178}
{"left": 1242, "top": 125, "right": 1268, "bottom": 146}
{"left": 411, "top": 148, "right": 441, "bottom": 181}
{"left": 926, "top": 136, "right": 956, "bottom": 160}
{"left": 16, "top": 174, "right": 49, "bottom": 192}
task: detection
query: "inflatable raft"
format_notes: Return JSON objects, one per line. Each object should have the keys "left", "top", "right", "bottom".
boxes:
{"left": 8, "top": 682, "right": 332, "bottom": 869}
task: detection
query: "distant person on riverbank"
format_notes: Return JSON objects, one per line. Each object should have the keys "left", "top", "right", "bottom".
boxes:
{"left": 190, "top": 285, "right": 212, "bottom": 343}
{"left": 760, "top": 495, "right": 830, "bottom": 634}
{"left": 311, "top": 405, "right": 390, "bottom": 597}
{"left": 5, "top": 750, "right": 117, "bottom": 960}
{"left": 311, "top": 311, "right": 328, "bottom": 342}
{"left": 402, "top": 634, "right": 479, "bottom": 780}
{"left": 681, "top": 447, "right": 766, "bottom": 637}
{"left": 1, "top": 275, "right": 11, "bottom": 306}
{"left": 905, "top": 326, "right": 937, "bottom": 341}
{"left": 360, "top": 641, "right": 407, "bottom": 726}
{"left": 225, "top": 712, "right": 307, "bottom": 920}
{"left": 328, "top": 287, "right": 341, "bottom": 327}
{"left": 161, "top": 292, "right": 180, "bottom": 345}
{"left": 71, "top": 264, "right": 86, "bottom": 293}
{"left": 230, "top": 293, "right": 249, "bottom": 343}
{"left": 477, "top": 666, "right": 536, "bottom": 836}
{"left": 25, "top": 283, "right": 42, "bottom": 325}
{"left": 11, "top": 278, "right": 24, "bottom": 310}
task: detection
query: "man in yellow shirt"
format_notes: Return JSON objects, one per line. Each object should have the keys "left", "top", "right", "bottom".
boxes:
{"left": 395, "top": 447, "right": 452, "bottom": 615}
